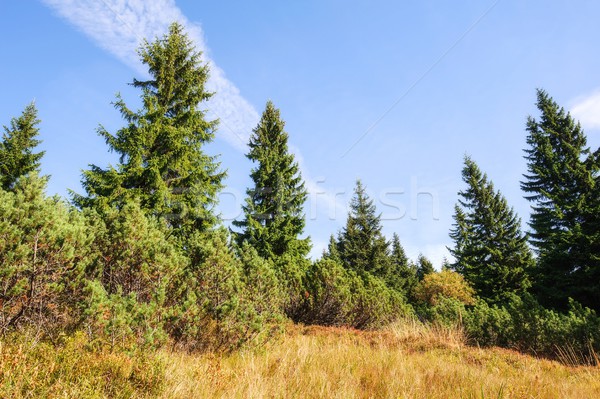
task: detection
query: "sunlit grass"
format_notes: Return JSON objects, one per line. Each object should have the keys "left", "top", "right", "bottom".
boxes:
{"left": 1, "top": 321, "right": 599, "bottom": 398}
{"left": 160, "top": 321, "right": 600, "bottom": 398}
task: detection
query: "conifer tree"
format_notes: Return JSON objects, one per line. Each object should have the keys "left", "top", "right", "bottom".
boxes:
{"left": 521, "top": 89, "right": 600, "bottom": 309}
{"left": 323, "top": 234, "right": 341, "bottom": 262}
{"left": 77, "top": 23, "right": 224, "bottom": 235}
{"left": 415, "top": 254, "right": 435, "bottom": 281}
{"left": 390, "top": 234, "right": 408, "bottom": 267}
{"left": 338, "top": 180, "right": 389, "bottom": 276}
{"left": 233, "top": 101, "right": 310, "bottom": 260}
{"left": 0, "top": 102, "right": 45, "bottom": 191}
{"left": 450, "top": 156, "right": 533, "bottom": 304}
{"left": 387, "top": 233, "right": 417, "bottom": 293}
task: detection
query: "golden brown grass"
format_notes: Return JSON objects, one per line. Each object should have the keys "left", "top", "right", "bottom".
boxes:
{"left": 1, "top": 321, "right": 599, "bottom": 398}
{"left": 160, "top": 321, "right": 600, "bottom": 399}
{"left": 0, "top": 331, "right": 164, "bottom": 398}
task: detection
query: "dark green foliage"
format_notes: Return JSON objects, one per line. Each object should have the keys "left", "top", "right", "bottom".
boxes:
{"left": 168, "top": 229, "right": 282, "bottom": 351}
{"left": 77, "top": 23, "right": 225, "bottom": 235}
{"left": 311, "top": 182, "right": 412, "bottom": 327}
{"left": 322, "top": 234, "right": 341, "bottom": 262}
{"left": 237, "top": 243, "right": 285, "bottom": 324}
{"left": 233, "top": 101, "right": 310, "bottom": 261}
{"left": 83, "top": 200, "right": 184, "bottom": 348}
{"left": 169, "top": 229, "right": 238, "bottom": 350}
{"left": 415, "top": 254, "right": 435, "bottom": 281}
{"left": 521, "top": 89, "right": 600, "bottom": 310}
{"left": 464, "top": 295, "right": 600, "bottom": 364}
{"left": 274, "top": 252, "right": 312, "bottom": 319}
{"left": 86, "top": 201, "right": 184, "bottom": 302}
{"left": 298, "top": 259, "right": 353, "bottom": 326}
{"left": 232, "top": 101, "right": 310, "bottom": 319}
{"left": 386, "top": 233, "right": 417, "bottom": 293}
{"left": 349, "top": 273, "right": 411, "bottom": 329}
{"left": 299, "top": 258, "right": 410, "bottom": 329}
{"left": 449, "top": 156, "right": 533, "bottom": 304}
{"left": 0, "top": 174, "right": 91, "bottom": 335}
{"left": 0, "top": 103, "right": 45, "bottom": 191}
{"left": 338, "top": 180, "right": 390, "bottom": 277}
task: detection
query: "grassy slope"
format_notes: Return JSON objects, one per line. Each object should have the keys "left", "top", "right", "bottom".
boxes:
{"left": 1, "top": 322, "right": 599, "bottom": 398}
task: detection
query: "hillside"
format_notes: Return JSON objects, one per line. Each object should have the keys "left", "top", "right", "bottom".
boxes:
{"left": 2, "top": 322, "right": 598, "bottom": 398}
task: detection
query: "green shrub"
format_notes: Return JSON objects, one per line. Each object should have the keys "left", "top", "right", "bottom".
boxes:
{"left": 463, "top": 294, "right": 600, "bottom": 363}
{"left": 237, "top": 243, "right": 286, "bottom": 325}
{"left": 0, "top": 174, "right": 92, "bottom": 337}
{"left": 299, "top": 259, "right": 411, "bottom": 329}
{"left": 297, "top": 258, "right": 353, "bottom": 326}
{"left": 169, "top": 229, "right": 284, "bottom": 352}
{"left": 83, "top": 201, "right": 184, "bottom": 349}
{"left": 349, "top": 272, "right": 410, "bottom": 329}
{"left": 419, "top": 296, "right": 468, "bottom": 328}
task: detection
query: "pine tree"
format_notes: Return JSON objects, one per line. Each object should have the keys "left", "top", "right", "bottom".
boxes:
{"left": 323, "top": 234, "right": 341, "bottom": 262}
{"left": 387, "top": 233, "right": 417, "bottom": 293}
{"left": 415, "top": 254, "right": 435, "bottom": 281}
{"left": 0, "top": 102, "right": 45, "bottom": 191}
{"left": 521, "top": 89, "right": 600, "bottom": 309}
{"left": 450, "top": 156, "right": 533, "bottom": 304}
{"left": 233, "top": 101, "right": 310, "bottom": 260}
{"left": 77, "top": 23, "right": 225, "bottom": 235}
{"left": 338, "top": 180, "right": 390, "bottom": 276}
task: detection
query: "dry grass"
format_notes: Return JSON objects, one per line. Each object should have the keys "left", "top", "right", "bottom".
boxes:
{"left": 160, "top": 321, "right": 600, "bottom": 399}
{"left": 0, "top": 331, "right": 164, "bottom": 398}
{"left": 1, "top": 321, "right": 599, "bottom": 398}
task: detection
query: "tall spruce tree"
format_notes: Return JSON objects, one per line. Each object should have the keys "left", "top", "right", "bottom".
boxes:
{"left": 77, "top": 23, "right": 224, "bottom": 235}
{"left": 0, "top": 102, "right": 45, "bottom": 191}
{"left": 338, "top": 180, "right": 390, "bottom": 276}
{"left": 233, "top": 101, "right": 310, "bottom": 260}
{"left": 521, "top": 89, "right": 600, "bottom": 310}
{"left": 450, "top": 156, "right": 533, "bottom": 304}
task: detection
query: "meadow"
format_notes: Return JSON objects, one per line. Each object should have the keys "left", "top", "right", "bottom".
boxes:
{"left": 1, "top": 321, "right": 598, "bottom": 399}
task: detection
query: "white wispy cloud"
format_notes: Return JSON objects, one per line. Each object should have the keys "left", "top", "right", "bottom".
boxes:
{"left": 571, "top": 90, "right": 600, "bottom": 130}
{"left": 42, "top": 0, "right": 255, "bottom": 151}
{"left": 41, "top": 0, "right": 345, "bottom": 228}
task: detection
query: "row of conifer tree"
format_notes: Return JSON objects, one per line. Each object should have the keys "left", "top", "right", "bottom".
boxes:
{"left": 1, "top": 23, "right": 598, "bottom": 359}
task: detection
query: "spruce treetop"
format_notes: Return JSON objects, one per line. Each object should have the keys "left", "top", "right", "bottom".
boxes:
{"left": 233, "top": 101, "right": 309, "bottom": 260}
{"left": 338, "top": 180, "right": 389, "bottom": 275}
{"left": 0, "top": 102, "right": 45, "bottom": 191}
{"left": 78, "top": 22, "right": 224, "bottom": 235}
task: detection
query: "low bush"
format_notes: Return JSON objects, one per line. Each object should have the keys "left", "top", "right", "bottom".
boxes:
{"left": 298, "top": 259, "right": 411, "bottom": 329}
{"left": 418, "top": 290, "right": 600, "bottom": 364}
{"left": 0, "top": 175, "right": 92, "bottom": 338}
{"left": 463, "top": 294, "right": 600, "bottom": 363}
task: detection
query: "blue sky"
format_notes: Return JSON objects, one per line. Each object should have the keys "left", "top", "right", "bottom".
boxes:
{"left": 1, "top": 1, "right": 600, "bottom": 265}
